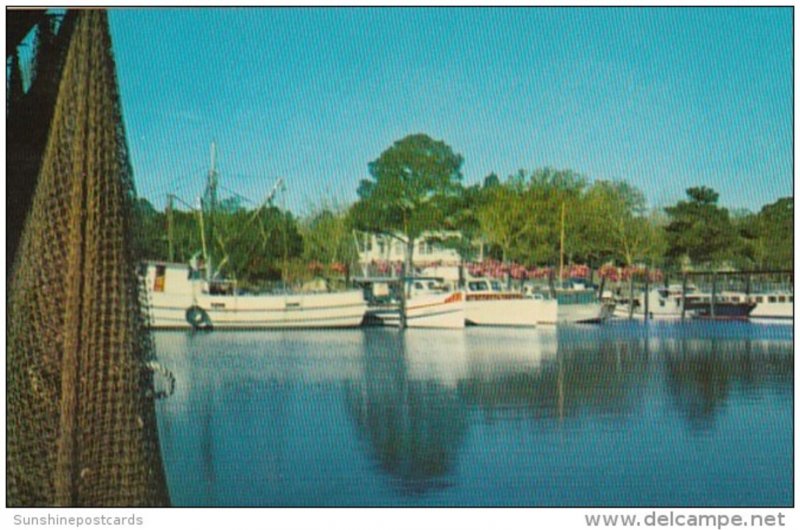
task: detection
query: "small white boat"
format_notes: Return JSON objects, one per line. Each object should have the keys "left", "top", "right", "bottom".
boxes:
{"left": 143, "top": 261, "right": 368, "bottom": 329}
{"left": 359, "top": 277, "right": 465, "bottom": 329}
{"left": 465, "top": 279, "right": 557, "bottom": 326}
{"left": 553, "top": 283, "right": 613, "bottom": 324}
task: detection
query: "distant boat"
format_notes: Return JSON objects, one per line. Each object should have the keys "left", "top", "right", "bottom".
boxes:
{"left": 553, "top": 282, "right": 614, "bottom": 324}
{"left": 614, "top": 285, "right": 755, "bottom": 321}
{"left": 143, "top": 261, "right": 368, "bottom": 329}
{"left": 726, "top": 291, "right": 793, "bottom": 324}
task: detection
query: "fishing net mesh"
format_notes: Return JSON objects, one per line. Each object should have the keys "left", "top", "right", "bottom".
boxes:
{"left": 7, "top": 10, "right": 170, "bottom": 507}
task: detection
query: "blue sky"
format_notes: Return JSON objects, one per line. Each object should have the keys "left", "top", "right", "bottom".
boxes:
{"left": 107, "top": 7, "right": 793, "bottom": 215}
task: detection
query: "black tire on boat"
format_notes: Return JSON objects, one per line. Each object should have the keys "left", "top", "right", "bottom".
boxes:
{"left": 186, "top": 305, "right": 212, "bottom": 330}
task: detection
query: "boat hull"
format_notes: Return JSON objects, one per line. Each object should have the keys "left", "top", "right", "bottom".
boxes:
{"left": 146, "top": 290, "right": 368, "bottom": 330}
{"left": 558, "top": 302, "right": 612, "bottom": 324}
{"left": 750, "top": 301, "right": 793, "bottom": 324}
{"left": 465, "top": 295, "right": 557, "bottom": 327}
{"left": 365, "top": 291, "right": 466, "bottom": 329}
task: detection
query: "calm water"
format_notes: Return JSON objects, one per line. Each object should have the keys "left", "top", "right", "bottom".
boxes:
{"left": 152, "top": 322, "right": 793, "bottom": 507}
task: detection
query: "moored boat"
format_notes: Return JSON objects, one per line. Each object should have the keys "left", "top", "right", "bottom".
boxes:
{"left": 613, "top": 285, "right": 756, "bottom": 321}
{"left": 730, "top": 291, "right": 793, "bottom": 324}
{"left": 358, "top": 277, "right": 466, "bottom": 329}
{"left": 143, "top": 261, "right": 368, "bottom": 329}
{"left": 465, "top": 279, "right": 557, "bottom": 327}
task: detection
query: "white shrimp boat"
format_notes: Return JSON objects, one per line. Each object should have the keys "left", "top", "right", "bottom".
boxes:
{"left": 143, "top": 261, "right": 368, "bottom": 329}
{"left": 465, "top": 278, "right": 557, "bottom": 326}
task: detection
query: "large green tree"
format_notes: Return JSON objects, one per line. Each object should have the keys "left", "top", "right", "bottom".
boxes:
{"left": 664, "top": 186, "right": 737, "bottom": 268}
{"left": 351, "top": 133, "right": 464, "bottom": 285}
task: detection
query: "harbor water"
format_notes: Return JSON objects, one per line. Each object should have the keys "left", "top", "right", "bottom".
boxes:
{"left": 153, "top": 322, "right": 793, "bottom": 507}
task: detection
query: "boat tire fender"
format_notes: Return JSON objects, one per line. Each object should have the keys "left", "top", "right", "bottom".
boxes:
{"left": 186, "top": 305, "right": 212, "bottom": 330}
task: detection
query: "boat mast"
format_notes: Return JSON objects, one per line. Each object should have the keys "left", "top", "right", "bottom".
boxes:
{"left": 166, "top": 193, "right": 175, "bottom": 262}
{"left": 559, "top": 201, "right": 565, "bottom": 289}
{"left": 205, "top": 142, "right": 218, "bottom": 282}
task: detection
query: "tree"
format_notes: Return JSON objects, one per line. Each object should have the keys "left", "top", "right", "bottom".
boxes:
{"left": 476, "top": 179, "right": 531, "bottom": 264}
{"left": 301, "top": 206, "right": 359, "bottom": 278}
{"left": 664, "top": 186, "right": 737, "bottom": 268}
{"left": 131, "top": 197, "right": 167, "bottom": 261}
{"left": 477, "top": 168, "right": 587, "bottom": 267}
{"left": 580, "top": 180, "right": 664, "bottom": 268}
{"left": 754, "top": 197, "right": 793, "bottom": 270}
{"left": 351, "top": 134, "right": 464, "bottom": 288}
{"left": 524, "top": 168, "right": 587, "bottom": 265}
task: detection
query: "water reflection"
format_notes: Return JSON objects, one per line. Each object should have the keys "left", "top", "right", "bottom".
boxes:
{"left": 345, "top": 331, "right": 468, "bottom": 494}
{"left": 460, "top": 327, "right": 652, "bottom": 422}
{"left": 153, "top": 323, "right": 793, "bottom": 506}
{"left": 662, "top": 336, "right": 794, "bottom": 430}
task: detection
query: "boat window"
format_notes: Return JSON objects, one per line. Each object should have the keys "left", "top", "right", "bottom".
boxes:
{"left": 490, "top": 281, "right": 502, "bottom": 292}
{"left": 469, "top": 281, "right": 486, "bottom": 292}
{"left": 153, "top": 265, "right": 166, "bottom": 292}
{"left": 778, "top": 296, "right": 786, "bottom": 303}
{"left": 768, "top": 296, "right": 777, "bottom": 303}
{"left": 789, "top": 296, "right": 794, "bottom": 302}
{"left": 730, "top": 296, "right": 740, "bottom": 302}
{"left": 414, "top": 282, "right": 424, "bottom": 290}
{"left": 755, "top": 296, "right": 764, "bottom": 303}
{"left": 659, "top": 299, "right": 665, "bottom": 307}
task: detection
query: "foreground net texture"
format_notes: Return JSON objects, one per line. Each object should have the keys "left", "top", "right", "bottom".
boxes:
{"left": 7, "top": 10, "right": 170, "bottom": 507}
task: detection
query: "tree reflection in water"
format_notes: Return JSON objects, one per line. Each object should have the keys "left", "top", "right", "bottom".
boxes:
{"left": 345, "top": 331, "right": 468, "bottom": 495}
{"left": 152, "top": 324, "right": 792, "bottom": 506}
{"left": 664, "top": 336, "right": 793, "bottom": 431}
{"left": 459, "top": 327, "right": 652, "bottom": 422}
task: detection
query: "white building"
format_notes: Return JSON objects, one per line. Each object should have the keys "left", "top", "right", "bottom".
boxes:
{"left": 355, "top": 231, "right": 463, "bottom": 281}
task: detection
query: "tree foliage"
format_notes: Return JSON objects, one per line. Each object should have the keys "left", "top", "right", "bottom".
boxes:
{"left": 664, "top": 186, "right": 738, "bottom": 268}
{"left": 351, "top": 133, "right": 464, "bottom": 274}
{"left": 753, "top": 197, "right": 793, "bottom": 270}
{"left": 301, "top": 206, "right": 359, "bottom": 273}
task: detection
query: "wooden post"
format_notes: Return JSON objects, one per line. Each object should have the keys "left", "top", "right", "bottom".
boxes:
{"left": 681, "top": 273, "right": 687, "bottom": 321}
{"left": 710, "top": 272, "right": 717, "bottom": 319}
{"left": 628, "top": 272, "right": 634, "bottom": 320}
{"left": 399, "top": 263, "right": 407, "bottom": 330}
{"left": 745, "top": 273, "right": 751, "bottom": 301}
{"left": 643, "top": 268, "right": 650, "bottom": 322}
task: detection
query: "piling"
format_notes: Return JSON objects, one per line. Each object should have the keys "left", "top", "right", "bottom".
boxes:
{"left": 628, "top": 274, "right": 635, "bottom": 320}
{"left": 643, "top": 268, "right": 650, "bottom": 322}
{"left": 710, "top": 272, "right": 717, "bottom": 319}
{"left": 399, "top": 264, "right": 407, "bottom": 329}
{"left": 681, "top": 273, "right": 688, "bottom": 321}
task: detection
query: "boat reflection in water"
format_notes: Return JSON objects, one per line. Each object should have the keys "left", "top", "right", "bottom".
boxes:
{"left": 153, "top": 323, "right": 792, "bottom": 507}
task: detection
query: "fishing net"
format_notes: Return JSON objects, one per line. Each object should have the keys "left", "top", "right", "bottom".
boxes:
{"left": 7, "top": 10, "right": 170, "bottom": 507}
